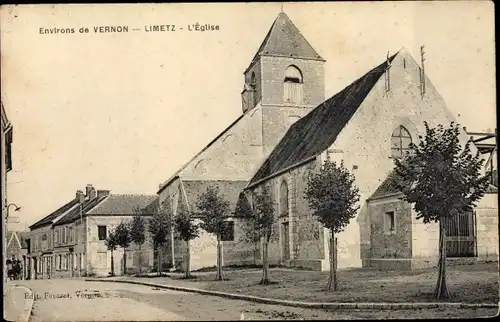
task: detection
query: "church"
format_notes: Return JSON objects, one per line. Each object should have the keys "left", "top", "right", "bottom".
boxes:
{"left": 157, "top": 12, "right": 498, "bottom": 271}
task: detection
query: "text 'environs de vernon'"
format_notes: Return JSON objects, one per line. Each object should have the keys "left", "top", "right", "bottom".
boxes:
{"left": 39, "top": 24, "right": 221, "bottom": 35}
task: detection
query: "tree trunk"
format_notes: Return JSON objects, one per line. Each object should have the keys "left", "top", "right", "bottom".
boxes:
{"left": 260, "top": 241, "right": 270, "bottom": 285}
{"left": 123, "top": 249, "right": 127, "bottom": 275}
{"left": 157, "top": 246, "right": 162, "bottom": 277}
{"left": 326, "top": 230, "right": 338, "bottom": 291}
{"left": 184, "top": 240, "right": 191, "bottom": 279}
{"left": 110, "top": 250, "right": 115, "bottom": 276}
{"left": 434, "top": 219, "right": 451, "bottom": 299}
{"left": 138, "top": 244, "right": 142, "bottom": 276}
{"left": 216, "top": 238, "right": 223, "bottom": 281}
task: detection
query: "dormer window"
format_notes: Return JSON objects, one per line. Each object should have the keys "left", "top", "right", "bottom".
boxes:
{"left": 284, "top": 65, "right": 303, "bottom": 104}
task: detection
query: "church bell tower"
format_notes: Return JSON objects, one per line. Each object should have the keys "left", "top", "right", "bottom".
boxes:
{"left": 241, "top": 12, "right": 326, "bottom": 154}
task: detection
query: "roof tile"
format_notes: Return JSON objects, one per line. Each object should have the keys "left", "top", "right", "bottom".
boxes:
{"left": 87, "top": 194, "right": 158, "bottom": 216}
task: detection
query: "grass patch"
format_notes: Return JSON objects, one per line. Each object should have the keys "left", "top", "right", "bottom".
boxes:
{"left": 126, "top": 262, "right": 499, "bottom": 304}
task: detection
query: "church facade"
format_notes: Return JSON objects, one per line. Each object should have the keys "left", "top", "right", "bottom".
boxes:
{"left": 157, "top": 12, "right": 498, "bottom": 271}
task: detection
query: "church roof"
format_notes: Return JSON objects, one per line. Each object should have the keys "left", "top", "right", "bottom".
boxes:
{"left": 247, "top": 53, "right": 398, "bottom": 187}
{"left": 158, "top": 113, "right": 247, "bottom": 194}
{"left": 249, "top": 12, "right": 324, "bottom": 68}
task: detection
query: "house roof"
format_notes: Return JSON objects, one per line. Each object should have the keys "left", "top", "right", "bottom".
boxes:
{"left": 29, "top": 198, "right": 80, "bottom": 230}
{"left": 247, "top": 53, "right": 398, "bottom": 187}
{"left": 369, "top": 170, "right": 404, "bottom": 200}
{"left": 248, "top": 12, "right": 324, "bottom": 69}
{"left": 54, "top": 195, "right": 108, "bottom": 226}
{"left": 87, "top": 194, "right": 158, "bottom": 216}
{"left": 1, "top": 101, "right": 10, "bottom": 130}
{"left": 182, "top": 180, "right": 248, "bottom": 213}
{"left": 6, "top": 231, "right": 29, "bottom": 254}
{"left": 369, "top": 170, "right": 499, "bottom": 201}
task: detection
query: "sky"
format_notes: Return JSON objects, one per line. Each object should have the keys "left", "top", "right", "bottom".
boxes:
{"left": 0, "top": 2, "right": 496, "bottom": 230}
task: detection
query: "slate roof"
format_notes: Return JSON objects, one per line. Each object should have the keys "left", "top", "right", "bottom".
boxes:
{"left": 248, "top": 53, "right": 398, "bottom": 187}
{"left": 29, "top": 198, "right": 80, "bottom": 230}
{"left": 249, "top": 12, "right": 324, "bottom": 68}
{"left": 6, "top": 231, "right": 29, "bottom": 257}
{"left": 369, "top": 170, "right": 499, "bottom": 200}
{"left": 182, "top": 180, "right": 248, "bottom": 213}
{"left": 369, "top": 170, "right": 405, "bottom": 200}
{"left": 87, "top": 194, "right": 158, "bottom": 215}
{"left": 1, "top": 101, "right": 9, "bottom": 130}
{"left": 54, "top": 195, "right": 108, "bottom": 226}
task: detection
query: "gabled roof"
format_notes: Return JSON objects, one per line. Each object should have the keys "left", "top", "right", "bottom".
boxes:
{"left": 369, "top": 170, "right": 499, "bottom": 201}
{"left": 369, "top": 170, "right": 405, "bottom": 201}
{"left": 54, "top": 195, "right": 108, "bottom": 226}
{"left": 29, "top": 198, "right": 80, "bottom": 230}
{"left": 247, "top": 53, "right": 398, "bottom": 187}
{"left": 248, "top": 12, "right": 324, "bottom": 69}
{"left": 87, "top": 194, "right": 158, "bottom": 216}
{"left": 1, "top": 101, "right": 10, "bottom": 130}
{"left": 182, "top": 180, "right": 248, "bottom": 213}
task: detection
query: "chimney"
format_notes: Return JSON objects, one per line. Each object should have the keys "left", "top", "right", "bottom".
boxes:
{"left": 85, "top": 184, "right": 93, "bottom": 196}
{"left": 88, "top": 185, "right": 97, "bottom": 200}
{"left": 97, "top": 190, "right": 110, "bottom": 199}
{"left": 76, "top": 190, "right": 85, "bottom": 203}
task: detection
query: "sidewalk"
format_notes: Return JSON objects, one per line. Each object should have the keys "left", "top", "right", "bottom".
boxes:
{"left": 3, "top": 282, "right": 34, "bottom": 322}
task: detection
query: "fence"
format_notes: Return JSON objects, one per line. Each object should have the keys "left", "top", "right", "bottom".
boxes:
{"left": 445, "top": 211, "right": 477, "bottom": 257}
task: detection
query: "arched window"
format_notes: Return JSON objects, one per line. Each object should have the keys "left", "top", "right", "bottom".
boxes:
{"left": 391, "top": 126, "right": 412, "bottom": 158}
{"left": 279, "top": 180, "right": 289, "bottom": 218}
{"left": 284, "top": 65, "right": 303, "bottom": 104}
{"left": 284, "top": 66, "right": 302, "bottom": 83}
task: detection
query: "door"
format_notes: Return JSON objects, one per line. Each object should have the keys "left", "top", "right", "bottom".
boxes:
{"left": 282, "top": 222, "right": 290, "bottom": 261}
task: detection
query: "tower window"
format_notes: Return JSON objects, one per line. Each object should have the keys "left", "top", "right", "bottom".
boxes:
{"left": 391, "top": 126, "right": 412, "bottom": 158}
{"left": 284, "top": 65, "right": 303, "bottom": 104}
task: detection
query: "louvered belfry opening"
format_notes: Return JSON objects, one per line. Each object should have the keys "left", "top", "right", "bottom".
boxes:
{"left": 283, "top": 65, "right": 303, "bottom": 104}
{"left": 444, "top": 211, "right": 477, "bottom": 257}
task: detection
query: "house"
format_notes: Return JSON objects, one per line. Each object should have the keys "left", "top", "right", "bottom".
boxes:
{"left": 156, "top": 11, "right": 498, "bottom": 271}
{"left": 5, "top": 230, "right": 28, "bottom": 279}
{"left": 26, "top": 184, "right": 157, "bottom": 278}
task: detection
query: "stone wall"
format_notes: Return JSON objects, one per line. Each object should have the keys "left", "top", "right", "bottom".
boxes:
{"left": 367, "top": 196, "right": 413, "bottom": 270}
{"left": 260, "top": 56, "right": 325, "bottom": 107}
{"left": 475, "top": 193, "right": 499, "bottom": 261}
